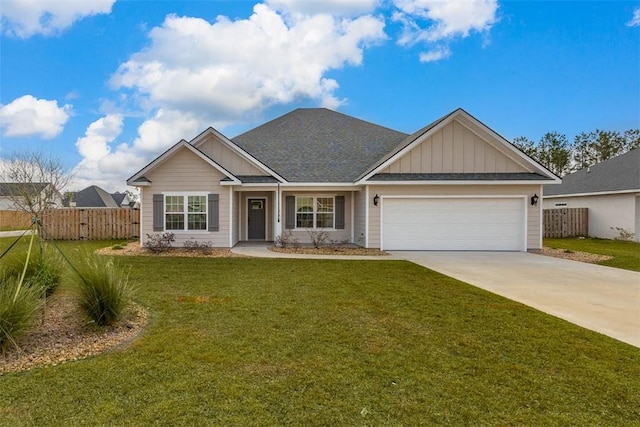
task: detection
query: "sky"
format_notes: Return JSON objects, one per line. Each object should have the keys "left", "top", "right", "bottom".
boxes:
{"left": 0, "top": 0, "right": 639, "bottom": 192}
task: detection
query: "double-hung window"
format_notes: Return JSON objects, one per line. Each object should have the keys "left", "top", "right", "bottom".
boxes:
{"left": 165, "top": 194, "right": 207, "bottom": 231}
{"left": 296, "top": 196, "right": 334, "bottom": 229}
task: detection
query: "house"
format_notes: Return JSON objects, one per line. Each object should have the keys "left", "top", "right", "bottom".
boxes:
{"left": 64, "top": 185, "right": 135, "bottom": 208}
{"left": 544, "top": 148, "right": 639, "bottom": 242}
{"left": 127, "top": 108, "right": 560, "bottom": 251}
{"left": 0, "top": 182, "right": 63, "bottom": 210}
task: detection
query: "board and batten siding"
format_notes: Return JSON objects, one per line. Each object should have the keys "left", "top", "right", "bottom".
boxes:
{"left": 382, "top": 120, "right": 528, "bottom": 174}
{"left": 140, "top": 146, "right": 230, "bottom": 247}
{"left": 366, "top": 184, "right": 542, "bottom": 250}
{"left": 197, "top": 134, "right": 264, "bottom": 176}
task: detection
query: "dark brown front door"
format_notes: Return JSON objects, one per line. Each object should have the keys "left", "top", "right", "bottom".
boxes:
{"left": 248, "top": 198, "right": 266, "bottom": 240}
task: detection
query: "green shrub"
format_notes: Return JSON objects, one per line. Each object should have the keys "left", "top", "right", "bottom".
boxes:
{"left": 1, "top": 245, "right": 63, "bottom": 297}
{"left": 72, "top": 254, "right": 135, "bottom": 326}
{"left": 0, "top": 276, "right": 43, "bottom": 353}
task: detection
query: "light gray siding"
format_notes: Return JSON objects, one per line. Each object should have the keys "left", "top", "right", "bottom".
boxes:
{"left": 141, "top": 146, "right": 230, "bottom": 247}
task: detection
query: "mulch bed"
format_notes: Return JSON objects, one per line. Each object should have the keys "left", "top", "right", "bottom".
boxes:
{"left": 1, "top": 292, "right": 147, "bottom": 375}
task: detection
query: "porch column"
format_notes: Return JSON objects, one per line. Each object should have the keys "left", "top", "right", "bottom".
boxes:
{"left": 273, "top": 188, "right": 282, "bottom": 241}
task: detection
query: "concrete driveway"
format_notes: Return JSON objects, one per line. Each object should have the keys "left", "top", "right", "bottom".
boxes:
{"left": 391, "top": 251, "right": 640, "bottom": 348}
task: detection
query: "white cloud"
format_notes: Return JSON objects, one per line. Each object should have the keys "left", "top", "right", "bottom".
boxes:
{"left": 77, "top": 4, "right": 386, "bottom": 189}
{"left": 419, "top": 46, "right": 451, "bottom": 62}
{"left": 627, "top": 8, "right": 640, "bottom": 27}
{"left": 110, "top": 4, "right": 386, "bottom": 127}
{"left": 0, "top": 95, "right": 71, "bottom": 139}
{"left": 71, "top": 114, "right": 146, "bottom": 192}
{"left": 266, "top": 0, "right": 380, "bottom": 16}
{"left": 0, "top": 0, "right": 115, "bottom": 38}
{"left": 393, "top": 0, "right": 498, "bottom": 61}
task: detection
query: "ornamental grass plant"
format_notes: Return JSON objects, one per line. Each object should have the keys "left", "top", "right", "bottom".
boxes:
{"left": 72, "top": 253, "right": 135, "bottom": 326}
{"left": 0, "top": 276, "right": 43, "bottom": 353}
{"left": 2, "top": 244, "right": 64, "bottom": 297}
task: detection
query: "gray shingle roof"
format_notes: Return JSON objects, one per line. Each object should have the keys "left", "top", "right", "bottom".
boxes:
{"left": 370, "top": 173, "right": 553, "bottom": 181}
{"left": 65, "top": 185, "right": 119, "bottom": 207}
{"left": 544, "top": 148, "right": 640, "bottom": 196}
{"left": 231, "top": 108, "right": 409, "bottom": 182}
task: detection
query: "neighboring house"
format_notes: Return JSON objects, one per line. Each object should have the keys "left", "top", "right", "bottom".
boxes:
{"left": 64, "top": 185, "right": 121, "bottom": 208}
{"left": 127, "top": 108, "right": 559, "bottom": 251}
{"left": 111, "top": 192, "right": 138, "bottom": 208}
{"left": 544, "top": 148, "right": 640, "bottom": 242}
{"left": 0, "top": 182, "right": 63, "bottom": 210}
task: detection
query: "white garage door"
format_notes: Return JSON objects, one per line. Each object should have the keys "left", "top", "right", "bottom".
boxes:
{"left": 382, "top": 197, "right": 525, "bottom": 251}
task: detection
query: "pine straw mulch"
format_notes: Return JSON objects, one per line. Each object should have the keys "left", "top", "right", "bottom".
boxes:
{"left": 1, "top": 292, "right": 147, "bottom": 375}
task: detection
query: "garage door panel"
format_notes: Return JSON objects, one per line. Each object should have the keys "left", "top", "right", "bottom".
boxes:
{"left": 382, "top": 198, "right": 524, "bottom": 251}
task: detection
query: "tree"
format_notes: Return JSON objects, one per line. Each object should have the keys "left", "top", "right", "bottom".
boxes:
{"left": 0, "top": 152, "right": 72, "bottom": 219}
{"left": 623, "top": 129, "right": 640, "bottom": 151}
{"left": 537, "top": 132, "right": 572, "bottom": 176}
{"left": 590, "top": 130, "right": 626, "bottom": 163}
{"left": 572, "top": 131, "right": 597, "bottom": 170}
{"left": 512, "top": 136, "right": 537, "bottom": 158}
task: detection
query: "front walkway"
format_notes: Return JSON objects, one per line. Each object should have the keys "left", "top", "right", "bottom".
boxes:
{"left": 231, "top": 244, "right": 394, "bottom": 260}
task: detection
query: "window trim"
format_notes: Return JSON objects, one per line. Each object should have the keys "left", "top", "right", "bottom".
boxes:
{"left": 163, "top": 192, "right": 209, "bottom": 232}
{"left": 294, "top": 195, "right": 336, "bottom": 230}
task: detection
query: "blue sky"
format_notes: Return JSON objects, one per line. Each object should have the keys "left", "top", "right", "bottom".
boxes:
{"left": 1, "top": 0, "right": 639, "bottom": 192}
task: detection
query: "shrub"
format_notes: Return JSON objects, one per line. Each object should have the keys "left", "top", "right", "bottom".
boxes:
{"left": 145, "top": 232, "right": 175, "bottom": 253}
{"left": 72, "top": 254, "right": 135, "bottom": 326}
{"left": 274, "top": 230, "right": 299, "bottom": 248}
{"left": 611, "top": 227, "right": 636, "bottom": 242}
{"left": 183, "top": 239, "right": 213, "bottom": 254}
{"left": 306, "top": 229, "right": 329, "bottom": 249}
{"left": 0, "top": 276, "right": 43, "bottom": 353}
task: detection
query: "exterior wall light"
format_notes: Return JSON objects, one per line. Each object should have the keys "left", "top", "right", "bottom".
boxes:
{"left": 373, "top": 194, "right": 380, "bottom": 206}
{"left": 530, "top": 193, "right": 539, "bottom": 206}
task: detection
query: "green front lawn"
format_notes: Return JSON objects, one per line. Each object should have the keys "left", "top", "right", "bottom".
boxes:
{"left": 545, "top": 237, "right": 640, "bottom": 272}
{"left": 1, "top": 239, "right": 639, "bottom": 425}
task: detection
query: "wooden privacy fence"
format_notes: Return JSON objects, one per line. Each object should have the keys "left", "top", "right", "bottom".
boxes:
{"left": 543, "top": 208, "right": 588, "bottom": 238}
{"left": 38, "top": 208, "right": 140, "bottom": 240}
{"left": 0, "top": 210, "right": 33, "bottom": 229}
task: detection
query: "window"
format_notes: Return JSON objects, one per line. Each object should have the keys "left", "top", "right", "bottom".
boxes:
{"left": 165, "top": 194, "right": 207, "bottom": 231}
{"left": 296, "top": 196, "right": 334, "bottom": 228}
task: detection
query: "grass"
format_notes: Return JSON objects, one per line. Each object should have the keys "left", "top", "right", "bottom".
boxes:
{"left": 0, "top": 238, "right": 639, "bottom": 425}
{"left": 545, "top": 237, "right": 640, "bottom": 271}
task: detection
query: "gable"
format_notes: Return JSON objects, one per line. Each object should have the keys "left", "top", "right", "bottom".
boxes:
{"left": 196, "top": 132, "right": 265, "bottom": 176}
{"left": 145, "top": 145, "right": 227, "bottom": 188}
{"left": 382, "top": 119, "right": 530, "bottom": 174}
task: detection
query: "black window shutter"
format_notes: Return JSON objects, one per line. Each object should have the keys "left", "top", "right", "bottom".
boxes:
{"left": 153, "top": 194, "right": 164, "bottom": 231}
{"left": 335, "top": 195, "right": 345, "bottom": 229}
{"left": 208, "top": 194, "right": 219, "bottom": 232}
{"left": 285, "top": 196, "right": 295, "bottom": 229}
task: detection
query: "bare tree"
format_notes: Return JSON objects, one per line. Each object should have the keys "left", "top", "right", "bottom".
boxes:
{"left": 0, "top": 152, "right": 72, "bottom": 219}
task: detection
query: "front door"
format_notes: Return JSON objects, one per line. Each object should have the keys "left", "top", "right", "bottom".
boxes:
{"left": 248, "top": 198, "right": 266, "bottom": 240}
